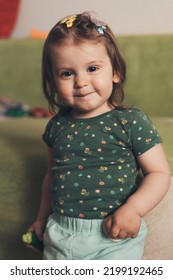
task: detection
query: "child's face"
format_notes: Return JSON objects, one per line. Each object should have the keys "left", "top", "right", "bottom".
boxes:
{"left": 51, "top": 39, "right": 119, "bottom": 118}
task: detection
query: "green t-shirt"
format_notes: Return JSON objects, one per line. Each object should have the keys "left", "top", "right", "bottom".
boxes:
{"left": 42, "top": 108, "right": 162, "bottom": 219}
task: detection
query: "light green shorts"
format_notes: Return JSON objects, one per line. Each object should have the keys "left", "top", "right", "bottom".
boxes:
{"left": 43, "top": 213, "right": 147, "bottom": 260}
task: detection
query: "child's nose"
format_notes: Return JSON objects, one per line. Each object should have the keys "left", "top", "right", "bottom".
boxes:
{"left": 74, "top": 73, "right": 88, "bottom": 88}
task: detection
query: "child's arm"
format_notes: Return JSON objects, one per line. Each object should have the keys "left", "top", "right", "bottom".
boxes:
{"left": 27, "top": 147, "right": 54, "bottom": 241}
{"left": 104, "top": 144, "right": 171, "bottom": 239}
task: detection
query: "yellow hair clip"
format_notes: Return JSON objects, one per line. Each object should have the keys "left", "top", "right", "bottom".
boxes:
{"left": 60, "top": 15, "right": 77, "bottom": 28}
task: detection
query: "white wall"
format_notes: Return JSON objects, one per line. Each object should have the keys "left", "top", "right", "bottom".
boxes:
{"left": 12, "top": 0, "right": 173, "bottom": 37}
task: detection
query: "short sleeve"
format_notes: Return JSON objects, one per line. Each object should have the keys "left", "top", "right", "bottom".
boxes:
{"left": 129, "top": 110, "right": 162, "bottom": 156}
{"left": 42, "top": 115, "right": 57, "bottom": 147}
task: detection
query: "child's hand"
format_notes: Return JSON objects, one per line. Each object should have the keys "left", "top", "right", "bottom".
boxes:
{"left": 103, "top": 203, "right": 141, "bottom": 239}
{"left": 27, "top": 220, "right": 46, "bottom": 241}
{"left": 22, "top": 220, "right": 46, "bottom": 252}
{"left": 22, "top": 231, "right": 44, "bottom": 252}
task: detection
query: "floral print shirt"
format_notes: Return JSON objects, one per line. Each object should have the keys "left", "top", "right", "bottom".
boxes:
{"left": 42, "top": 108, "right": 162, "bottom": 219}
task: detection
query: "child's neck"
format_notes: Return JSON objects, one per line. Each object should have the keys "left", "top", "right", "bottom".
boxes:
{"left": 69, "top": 104, "right": 115, "bottom": 119}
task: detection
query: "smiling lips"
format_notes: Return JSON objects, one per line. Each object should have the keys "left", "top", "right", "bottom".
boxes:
{"left": 74, "top": 91, "right": 95, "bottom": 97}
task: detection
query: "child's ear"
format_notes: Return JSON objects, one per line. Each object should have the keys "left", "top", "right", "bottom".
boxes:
{"left": 113, "top": 72, "right": 120, "bottom": 83}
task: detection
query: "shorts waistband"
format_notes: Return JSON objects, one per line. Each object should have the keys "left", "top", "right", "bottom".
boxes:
{"left": 52, "top": 213, "right": 104, "bottom": 233}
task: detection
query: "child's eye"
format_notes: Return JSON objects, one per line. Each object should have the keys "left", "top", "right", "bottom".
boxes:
{"left": 61, "top": 70, "right": 73, "bottom": 78}
{"left": 87, "top": 66, "right": 98, "bottom": 72}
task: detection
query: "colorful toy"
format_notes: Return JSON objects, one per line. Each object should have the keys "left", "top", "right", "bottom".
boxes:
{"left": 22, "top": 231, "right": 44, "bottom": 251}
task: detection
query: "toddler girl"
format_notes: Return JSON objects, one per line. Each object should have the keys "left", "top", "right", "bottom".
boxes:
{"left": 28, "top": 11, "right": 170, "bottom": 259}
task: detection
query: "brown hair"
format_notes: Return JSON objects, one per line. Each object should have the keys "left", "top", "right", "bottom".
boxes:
{"left": 42, "top": 12, "right": 126, "bottom": 113}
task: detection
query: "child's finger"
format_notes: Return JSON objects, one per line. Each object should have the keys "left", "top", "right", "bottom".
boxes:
{"left": 115, "top": 229, "right": 127, "bottom": 239}
{"left": 108, "top": 225, "right": 120, "bottom": 239}
{"left": 102, "top": 216, "right": 112, "bottom": 236}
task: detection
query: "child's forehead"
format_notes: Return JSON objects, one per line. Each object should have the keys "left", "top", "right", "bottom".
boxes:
{"left": 51, "top": 38, "right": 106, "bottom": 52}
{"left": 50, "top": 39, "right": 110, "bottom": 65}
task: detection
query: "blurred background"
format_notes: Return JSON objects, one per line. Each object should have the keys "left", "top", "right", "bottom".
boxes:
{"left": 0, "top": 0, "right": 173, "bottom": 260}
{"left": 10, "top": 0, "right": 173, "bottom": 37}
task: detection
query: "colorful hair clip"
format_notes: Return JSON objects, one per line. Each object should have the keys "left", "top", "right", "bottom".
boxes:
{"left": 96, "top": 26, "right": 106, "bottom": 35}
{"left": 60, "top": 15, "right": 77, "bottom": 28}
{"left": 85, "top": 11, "right": 106, "bottom": 35}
